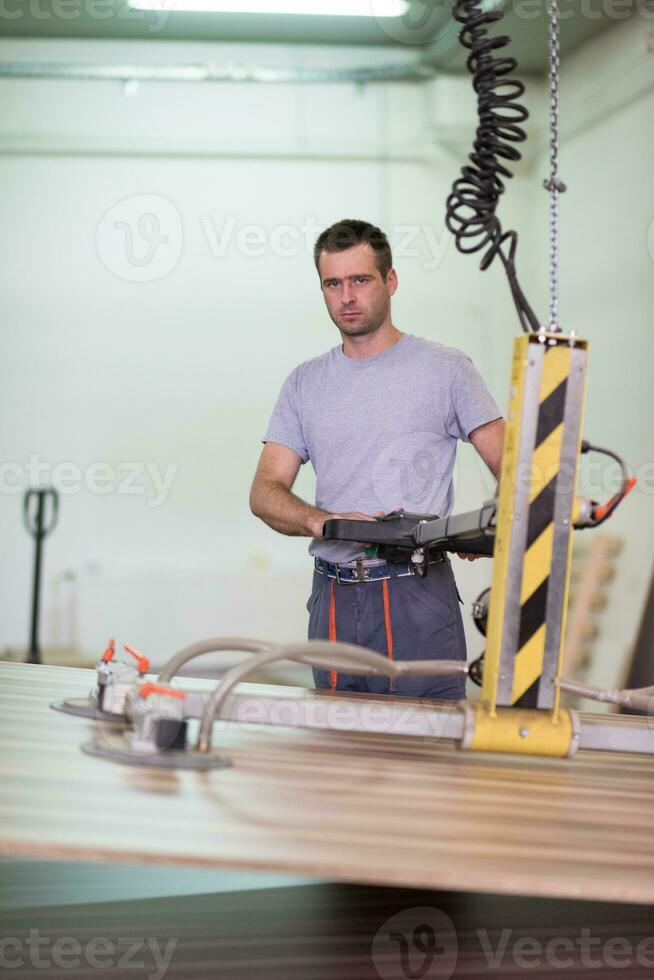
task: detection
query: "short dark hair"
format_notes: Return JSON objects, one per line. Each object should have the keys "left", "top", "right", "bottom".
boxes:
{"left": 313, "top": 219, "right": 393, "bottom": 280}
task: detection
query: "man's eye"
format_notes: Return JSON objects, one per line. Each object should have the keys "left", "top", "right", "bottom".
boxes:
{"left": 354, "top": 277, "right": 368, "bottom": 284}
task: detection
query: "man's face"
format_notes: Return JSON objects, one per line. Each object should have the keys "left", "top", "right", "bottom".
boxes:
{"left": 317, "top": 243, "right": 398, "bottom": 337}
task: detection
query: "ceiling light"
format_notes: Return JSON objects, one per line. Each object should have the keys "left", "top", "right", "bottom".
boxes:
{"left": 128, "top": 0, "right": 410, "bottom": 16}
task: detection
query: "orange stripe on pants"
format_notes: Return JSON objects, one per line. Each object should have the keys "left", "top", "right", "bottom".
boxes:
{"left": 382, "top": 578, "right": 394, "bottom": 692}
{"left": 329, "top": 579, "right": 337, "bottom": 690}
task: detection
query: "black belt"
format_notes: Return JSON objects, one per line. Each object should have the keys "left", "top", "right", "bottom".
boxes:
{"left": 314, "top": 554, "right": 445, "bottom": 584}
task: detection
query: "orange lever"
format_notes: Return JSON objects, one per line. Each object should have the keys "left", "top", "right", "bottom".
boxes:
{"left": 124, "top": 644, "right": 150, "bottom": 674}
{"left": 101, "top": 638, "right": 116, "bottom": 663}
{"left": 594, "top": 476, "right": 637, "bottom": 521}
{"left": 139, "top": 683, "right": 186, "bottom": 700}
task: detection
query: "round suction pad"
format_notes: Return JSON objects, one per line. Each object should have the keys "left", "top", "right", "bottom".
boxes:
{"left": 81, "top": 734, "right": 232, "bottom": 770}
{"left": 50, "top": 698, "right": 127, "bottom": 724}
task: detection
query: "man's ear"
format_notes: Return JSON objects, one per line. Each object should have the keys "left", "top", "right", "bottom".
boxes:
{"left": 386, "top": 266, "right": 398, "bottom": 296}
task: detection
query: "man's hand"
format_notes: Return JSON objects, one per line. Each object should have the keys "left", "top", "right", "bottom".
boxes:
{"left": 457, "top": 552, "right": 488, "bottom": 562}
{"left": 309, "top": 512, "right": 375, "bottom": 539}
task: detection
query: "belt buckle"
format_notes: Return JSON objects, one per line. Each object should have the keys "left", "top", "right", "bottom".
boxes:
{"left": 335, "top": 561, "right": 370, "bottom": 585}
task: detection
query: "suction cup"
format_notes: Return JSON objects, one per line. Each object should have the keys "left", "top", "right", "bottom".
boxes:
{"left": 50, "top": 697, "right": 127, "bottom": 724}
{"left": 81, "top": 733, "right": 231, "bottom": 770}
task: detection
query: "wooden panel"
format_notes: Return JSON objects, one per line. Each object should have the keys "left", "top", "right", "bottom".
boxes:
{"left": 2, "top": 662, "right": 654, "bottom": 904}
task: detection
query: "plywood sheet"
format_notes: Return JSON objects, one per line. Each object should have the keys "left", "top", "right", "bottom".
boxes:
{"left": 2, "top": 662, "right": 654, "bottom": 904}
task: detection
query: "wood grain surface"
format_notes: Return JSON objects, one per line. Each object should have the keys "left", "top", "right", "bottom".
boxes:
{"left": 2, "top": 662, "right": 654, "bottom": 905}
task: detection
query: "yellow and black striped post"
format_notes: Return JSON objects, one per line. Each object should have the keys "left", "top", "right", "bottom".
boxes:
{"left": 481, "top": 332, "right": 588, "bottom": 717}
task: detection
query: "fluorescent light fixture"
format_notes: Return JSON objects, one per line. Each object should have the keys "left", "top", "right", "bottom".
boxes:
{"left": 128, "top": 0, "right": 410, "bottom": 15}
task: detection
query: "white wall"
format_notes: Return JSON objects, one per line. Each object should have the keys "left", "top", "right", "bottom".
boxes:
{"left": 519, "top": 18, "right": 654, "bottom": 696}
{"left": 1, "top": 26, "right": 651, "bottom": 689}
{"left": 0, "top": 38, "right": 515, "bottom": 669}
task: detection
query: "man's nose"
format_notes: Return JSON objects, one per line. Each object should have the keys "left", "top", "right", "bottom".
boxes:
{"left": 341, "top": 283, "right": 355, "bottom": 305}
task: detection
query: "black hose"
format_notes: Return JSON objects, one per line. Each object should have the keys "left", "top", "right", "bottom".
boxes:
{"left": 445, "top": 0, "right": 540, "bottom": 333}
{"left": 580, "top": 440, "right": 631, "bottom": 528}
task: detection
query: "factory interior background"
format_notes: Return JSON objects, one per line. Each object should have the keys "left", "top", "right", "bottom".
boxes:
{"left": 2, "top": 7, "right": 652, "bottom": 699}
{"left": 2, "top": 0, "right": 654, "bottom": 947}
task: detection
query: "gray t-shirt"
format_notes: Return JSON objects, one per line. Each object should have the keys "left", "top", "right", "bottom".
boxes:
{"left": 263, "top": 333, "right": 501, "bottom": 562}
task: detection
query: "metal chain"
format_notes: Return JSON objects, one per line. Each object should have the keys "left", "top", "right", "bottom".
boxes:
{"left": 542, "top": 0, "right": 566, "bottom": 333}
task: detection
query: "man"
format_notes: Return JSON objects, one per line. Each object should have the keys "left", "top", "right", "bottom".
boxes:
{"left": 250, "top": 219, "right": 504, "bottom": 700}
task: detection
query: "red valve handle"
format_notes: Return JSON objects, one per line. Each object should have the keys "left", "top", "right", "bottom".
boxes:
{"left": 124, "top": 644, "right": 150, "bottom": 674}
{"left": 139, "top": 683, "right": 186, "bottom": 701}
{"left": 593, "top": 476, "right": 637, "bottom": 521}
{"left": 101, "top": 638, "right": 116, "bottom": 664}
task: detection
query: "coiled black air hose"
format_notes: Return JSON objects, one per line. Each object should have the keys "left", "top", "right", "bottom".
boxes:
{"left": 445, "top": 0, "right": 541, "bottom": 333}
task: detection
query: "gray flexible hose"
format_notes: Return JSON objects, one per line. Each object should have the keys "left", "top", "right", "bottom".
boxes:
{"left": 196, "top": 639, "right": 469, "bottom": 751}
{"left": 157, "top": 637, "right": 280, "bottom": 685}
{"left": 559, "top": 677, "right": 654, "bottom": 714}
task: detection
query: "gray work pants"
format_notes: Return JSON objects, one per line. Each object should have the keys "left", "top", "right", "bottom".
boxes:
{"left": 307, "top": 558, "right": 467, "bottom": 699}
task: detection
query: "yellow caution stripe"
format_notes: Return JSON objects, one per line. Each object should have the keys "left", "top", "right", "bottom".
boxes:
{"left": 513, "top": 345, "right": 571, "bottom": 706}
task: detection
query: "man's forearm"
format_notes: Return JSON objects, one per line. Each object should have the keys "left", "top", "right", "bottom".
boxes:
{"left": 250, "top": 480, "right": 329, "bottom": 538}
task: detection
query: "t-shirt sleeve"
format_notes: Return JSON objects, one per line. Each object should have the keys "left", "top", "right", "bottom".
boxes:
{"left": 447, "top": 356, "right": 502, "bottom": 443}
{"left": 262, "top": 368, "right": 310, "bottom": 463}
